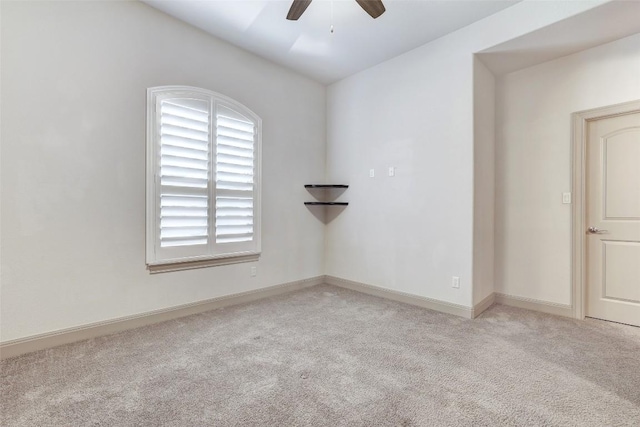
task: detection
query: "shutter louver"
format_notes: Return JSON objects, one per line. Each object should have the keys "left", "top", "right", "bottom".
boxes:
{"left": 216, "top": 106, "right": 255, "bottom": 244}
{"left": 159, "top": 99, "right": 210, "bottom": 248}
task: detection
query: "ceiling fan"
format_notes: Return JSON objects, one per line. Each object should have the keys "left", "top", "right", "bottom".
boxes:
{"left": 286, "top": 0, "right": 386, "bottom": 21}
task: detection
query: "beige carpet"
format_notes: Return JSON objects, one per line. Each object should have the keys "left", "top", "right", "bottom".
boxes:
{"left": 1, "top": 284, "right": 639, "bottom": 426}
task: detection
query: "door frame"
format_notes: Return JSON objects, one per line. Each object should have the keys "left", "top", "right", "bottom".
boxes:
{"left": 571, "top": 99, "right": 640, "bottom": 320}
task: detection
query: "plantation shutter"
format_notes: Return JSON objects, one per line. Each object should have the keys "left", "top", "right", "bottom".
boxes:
{"left": 159, "top": 98, "right": 211, "bottom": 249}
{"left": 215, "top": 105, "right": 255, "bottom": 246}
{"left": 147, "top": 86, "right": 261, "bottom": 269}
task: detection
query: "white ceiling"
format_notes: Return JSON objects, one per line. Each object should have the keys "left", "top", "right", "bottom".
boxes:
{"left": 477, "top": 0, "right": 640, "bottom": 75}
{"left": 143, "top": 0, "right": 520, "bottom": 84}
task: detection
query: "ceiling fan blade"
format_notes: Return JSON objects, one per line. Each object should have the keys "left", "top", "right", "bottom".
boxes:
{"left": 287, "top": 0, "right": 313, "bottom": 21}
{"left": 355, "top": 0, "right": 386, "bottom": 19}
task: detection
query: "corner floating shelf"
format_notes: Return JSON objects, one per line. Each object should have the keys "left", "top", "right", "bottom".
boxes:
{"left": 304, "top": 184, "right": 349, "bottom": 189}
{"left": 304, "top": 184, "right": 349, "bottom": 208}
{"left": 304, "top": 202, "right": 348, "bottom": 206}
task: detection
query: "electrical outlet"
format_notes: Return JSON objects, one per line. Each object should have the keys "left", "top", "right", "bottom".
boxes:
{"left": 452, "top": 276, "right": 460, "bottom": 289}
{"left": 250, "top": 267, "right": 257, "bottom": 277}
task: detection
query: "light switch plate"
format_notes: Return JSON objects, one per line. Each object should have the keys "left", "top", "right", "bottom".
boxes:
{"left": 562, "top": 192, "right": 572, "bottom": 204}
{"left": 388, "top": 167, "right": 395, "bottom": 177}
{"left": 369, "top": 169, "right": 375, "bottom": 178}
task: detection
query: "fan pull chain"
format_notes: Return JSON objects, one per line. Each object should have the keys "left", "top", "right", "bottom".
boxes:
{"left": 330, "top": 0, "right": 334, "bottom": 34}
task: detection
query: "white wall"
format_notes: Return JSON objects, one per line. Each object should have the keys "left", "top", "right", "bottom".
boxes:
{"left": 325, "top": 48, "right": 475, "bottom": 307}
{"left": 0, "top": 1, "right": 326, "bottom": 342}
{"left": 495, "top": 33, "right": 640, "bottom": 305}
{"left": 472, "top": 58, "right": 496, "bottom": 306}
{"left": 0, "top": 0, "right": 618, "bottom": 343}
{"left": 325, "top": 0, "right": 605, "bottom": 308}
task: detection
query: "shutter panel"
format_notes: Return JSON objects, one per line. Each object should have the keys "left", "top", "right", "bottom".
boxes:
{"left": 215, "top": 105, "right": 255, "bottom": 244}
{"left": 147, "top": 86, "right": 261, "bottom": 267}
{"left": 159, "top": 98, "right": 210, "bottom": 248}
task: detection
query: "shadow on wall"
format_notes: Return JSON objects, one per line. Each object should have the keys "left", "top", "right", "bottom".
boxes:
{"left": 306, "top": 187, "right": 347, "bottom": 201}
{"left": 305, "top": 187, "right": 348, "bottom": 224}
{"left": 305, "top": 205, "right": 347, "bottom": 224}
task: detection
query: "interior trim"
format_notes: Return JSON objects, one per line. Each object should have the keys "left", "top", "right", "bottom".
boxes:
{"left": 495, "top": 292, "right": 573, "bottom": 318}
{"left": 571, "top": 99, "right": 640, "bottom": 320}
{"left": 0, "top": 276, "right": 324, "bottom": 361}
{"left": 472, "top": 293, "right": 496, "bottom": 318}
{"left": 148, "top": 253, "right": 260, "bottom": 274}
{"left": 325, "top": 275, "right": 474, "bottom": 319}
{"left": 1, "top": 276, "right": 590, "bottom": 360}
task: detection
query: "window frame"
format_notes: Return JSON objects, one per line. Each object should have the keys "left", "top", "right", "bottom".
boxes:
{"left": 146, "top": 86, "right": 262, "bottom": 273}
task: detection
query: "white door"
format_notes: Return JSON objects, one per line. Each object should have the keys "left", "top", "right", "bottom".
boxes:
{"left": 586, "top": 110, "right": 640, "bottom": 327}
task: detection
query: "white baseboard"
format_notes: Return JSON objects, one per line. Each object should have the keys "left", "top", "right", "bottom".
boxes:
{"left": 325, "top": 277, "right": 574, "bottom": 320}
{"left": 325, "top": 275, "right": 474, "bottom": 319}
{"left": 0, "top": 276, "right": 324, "bottom": 361}
{"left": 472, "top": 293, "right": 496, "bottom": 318}
{"left": 1, "top": 276, "right": 576, "bottom": 361}
{"left": 494, "top": 292, "right": 573, "bottom": 318}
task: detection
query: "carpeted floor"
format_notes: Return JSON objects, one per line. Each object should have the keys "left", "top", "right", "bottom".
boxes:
{"left": 1, "top": 284, "right": 639, "bottom": 426}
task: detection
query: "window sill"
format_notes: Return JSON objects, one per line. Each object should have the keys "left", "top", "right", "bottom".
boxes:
{"left": 147, "top": 253, "right": 260, "bottom": 274}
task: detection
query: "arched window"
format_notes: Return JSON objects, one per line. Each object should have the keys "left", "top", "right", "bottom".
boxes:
{"left": 146, "top": 86, "right": 261, "bottom": 272}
